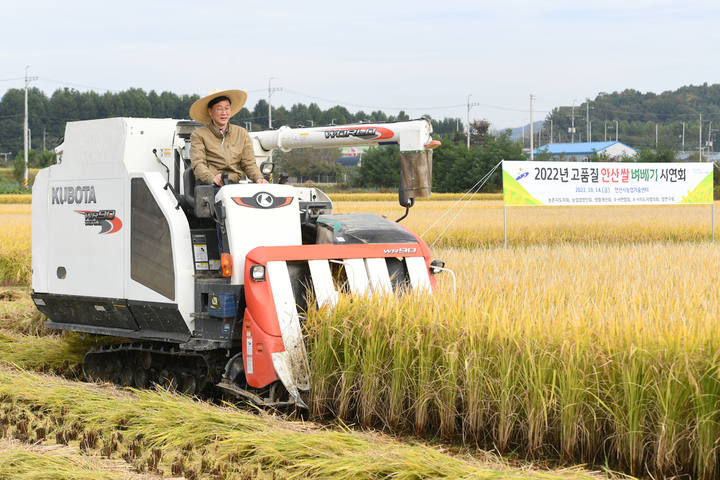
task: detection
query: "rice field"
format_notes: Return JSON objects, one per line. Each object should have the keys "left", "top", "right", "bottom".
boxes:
{"left": 324, "top": 199, "right": 720, "bottom": 478}
{"left": 0, "top": 204, "right": 31, "bottom": 286}
{"left": 307, "top": 242, "right": 720, "bottom": 478}
{"left": 2, "top": 197, "right": 719, "bottom": 478}
{"left": 334, "top": 199, "right": 719, "bottom": 248}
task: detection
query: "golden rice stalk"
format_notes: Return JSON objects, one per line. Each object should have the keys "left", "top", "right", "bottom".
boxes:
{"left": 0, "top": 366, "right": 600, "bottom": 480}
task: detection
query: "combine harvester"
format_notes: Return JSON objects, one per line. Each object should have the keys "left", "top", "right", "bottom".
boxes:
{"left": 31, "top": 117, "right": 447, "bottom": 408}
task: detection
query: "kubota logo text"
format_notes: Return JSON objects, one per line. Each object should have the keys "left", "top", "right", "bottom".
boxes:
{"left": 52, "top": 186, "right": 97, "bottom": 205}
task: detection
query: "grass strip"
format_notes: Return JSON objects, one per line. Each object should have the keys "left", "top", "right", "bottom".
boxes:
{"left": 0, "top": 366, "right": 601, "bottom": 480}
{"left": 0, "top": 332, "right": 86, "bottom": 373}
{"left": 0, "top": 195, "right": 32, "bottom": 204}
{"left": 0, "top": 441, "right": 124, "bottom": 480}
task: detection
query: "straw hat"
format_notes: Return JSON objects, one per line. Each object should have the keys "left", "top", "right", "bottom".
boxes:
{"left": 189, "top": 88, "right": 247, "bottom": 124}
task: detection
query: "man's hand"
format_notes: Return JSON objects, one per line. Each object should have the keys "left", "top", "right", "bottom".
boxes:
{"left": 212, "top": 174, "right": 268, "bottom": 185}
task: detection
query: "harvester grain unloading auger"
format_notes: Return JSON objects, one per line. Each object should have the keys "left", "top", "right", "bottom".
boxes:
{"left": 30, "top": 116, "right": 449, "bottom": 408}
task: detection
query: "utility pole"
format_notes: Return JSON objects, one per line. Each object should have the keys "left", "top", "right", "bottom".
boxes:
{"left": 681, "top": 122, "right": 685, "bottom": 148}
{"left": 549, "top": 119, "right": 553, "bottom": 143}
{"left": 268, "top": 78, "right": 282, "bottom": 129}
{"left": 571, "top": 99, "right": 577, "bottom": 143}
{"left": 530, "top": 94, "right": 534, "bottom": 160}
{"left": 43, "top": 129, "right": 46, "bottom": 151}
{"left": 0, "top": 152, "right": 11, "bottom": 166}
{"left": 24, "top": 66, "right": 37, "bottom": 188}
{"left": 306, "top": 120, "right": 313, "bottom": 127}
{"left": 586, "top": 99, "right": 590, "bottom": 141}
{"left": 467, "top": 94, "right": 479, "bottom": 148}
{"left": 699, "top": 113, "right": 703, "bottom": 161}
{"left": 708, "top": 122, "right": 714, "bottom": 155}
{"left": 585, "top": 98, "right": 594, "bottom": 142}
{"left": 656, "top": 123, "right": 659, "bottom": 148}
{"left": 614, "top": 120, "right": 618, "bottom": 142}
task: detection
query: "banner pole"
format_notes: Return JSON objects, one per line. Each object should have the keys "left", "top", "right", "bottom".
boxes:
{"left": 502, "top": 160, "right": 507, "bottom": 248}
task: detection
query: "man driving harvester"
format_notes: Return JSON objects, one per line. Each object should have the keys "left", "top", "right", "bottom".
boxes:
{"left": 189, "top": 88, "right": 269, "bottom": 255}
{"left": 189, "top": 88, "right": 269, "bottom": 187}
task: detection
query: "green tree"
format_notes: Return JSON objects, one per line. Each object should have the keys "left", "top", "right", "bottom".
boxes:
{"left": 434, "top": 129, "right": 522, "bottom": 192}
{"left": 231, "top": 107, "right": 254, "bottom": 129}
{"left": 394, "top": 110, "right": 410, "bottom": 122}
{"left": 633, "top": 144, "right": 677, "bottom": 163}
{"left": 471, "top": 130, "right": 523, "bottom": 191}
{"left": 451, "top": 119, "right": 490, "bottom": 147}
{"left": 274, "top": 148, "right": 342, "bottom": 182}
{"left": 430, "top": 116, "right": 463, "bottom": 135}
{"left": 432, "top": 138, "right": 472, "bottom": 192}
{"left": 252, "top": 99, "right": 269, "bottom": 127}
{"left": 354, "top": 145, "right": 400, "bottom": 188}
{"left": 13, "top": 152, "right": 27, "bottom": 187}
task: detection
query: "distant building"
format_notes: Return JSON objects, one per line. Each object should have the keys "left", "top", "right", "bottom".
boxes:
{"left": 529, "top": 141, "right": 637, "bottom": 161}
{"left": 336, "top": 146, "right": 367, "bottom": 168}
{"left": 337, "top": 156, "right": 360, "bottom": 167}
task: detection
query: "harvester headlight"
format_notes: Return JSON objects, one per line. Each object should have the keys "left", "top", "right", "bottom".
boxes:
{"left": 250, "top": 265, "right": 266, "bottom": 282}
{"left": 429, "top": 260, "right": 445, "bottom": 275}
{"left": 260, "top": 161, "right": 275, "bottom": 175}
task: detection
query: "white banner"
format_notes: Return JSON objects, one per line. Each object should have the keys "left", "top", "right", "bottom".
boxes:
{"left": 503, "top": 161, "right": 714, "bottom": 206}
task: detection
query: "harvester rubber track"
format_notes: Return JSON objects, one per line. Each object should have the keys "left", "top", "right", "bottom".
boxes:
{"left": 83, "top": 343, "right": 222, "bottom": 395}
{"left": 83, "top": 343, "right": 298, "bottom": 408}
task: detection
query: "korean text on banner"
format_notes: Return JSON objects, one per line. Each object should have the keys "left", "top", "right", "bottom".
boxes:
{"left": 502, "top": 161, "right": 714, "bottom": 206}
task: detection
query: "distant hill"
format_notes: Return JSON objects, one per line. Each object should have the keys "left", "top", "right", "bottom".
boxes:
{"left": 502, "top": 121, "right": 545, "bottom": 142}
{"left": 542, "top": 83, "right": 720, "bottom": 151}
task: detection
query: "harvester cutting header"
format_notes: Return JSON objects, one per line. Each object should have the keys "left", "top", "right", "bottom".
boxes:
{"left": 31, "top": 87, "right": 446, "bottom": 408}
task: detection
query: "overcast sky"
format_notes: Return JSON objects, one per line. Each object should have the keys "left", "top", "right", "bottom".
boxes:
{"left": 2, "top": 0, "right": 718, "bottom": 130}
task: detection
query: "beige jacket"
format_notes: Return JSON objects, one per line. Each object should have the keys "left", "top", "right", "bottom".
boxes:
{"left": 190, "top": 124, "right": 263, "bottom": 184}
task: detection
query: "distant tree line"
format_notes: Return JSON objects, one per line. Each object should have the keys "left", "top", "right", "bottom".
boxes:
{"left": 5, "top": 84, "right": 716, "bottom": 192}
{"left": 0, "top": 87, "right": 465, "bottom": 159}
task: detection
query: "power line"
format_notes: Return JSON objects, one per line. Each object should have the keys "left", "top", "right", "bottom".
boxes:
{"left": 37, "top": 77, "right": 119, "bottom": 93}
{"left": 283, "top": 88, "right": 556, "bottom": 115}
{"left": 283, "top": 88, "right": 465, "bottom": 111}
